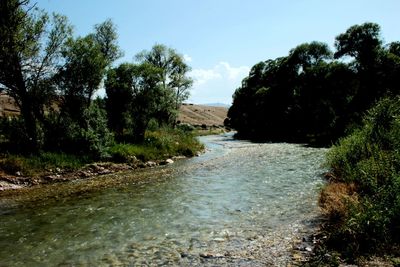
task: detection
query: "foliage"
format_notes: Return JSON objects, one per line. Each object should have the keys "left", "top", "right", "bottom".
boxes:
{"left": 0, "top": 0, "right": 72, "bottom": 151}
{"left": 105, "top": 44, "right": 192, "bottom": 143}
{"left": 0, "top": 152, "right": 89, "bottom": 177}
{"left": 104, "top": 63, "right": 134, "bottom": 138}
{"left": 0, "top": 1, "right": 201, "bottom": 186}
{"left": 92, "top": 19, "right": 123, "bottom": 65}
{"left": 0, "top": 0, "right": 122, "bottom": 154}
{"left": 57, "top": 35, "right": 108, "bottom": 121}
{"left": 135, "top": 44, "right": 193, "bottom": 125}
{"left": 0, "top": 116, "right": 43, "bottom": 153}
{"left": 78, "top": 102, "right": 115, "bottom": 159}
{"left": 109, "top": 128, "right": 203, "bottom": 162}
{"left": 227, "top": 23, "right": 400, "bottom": 146}
{"left": 323, "top": 97, "right": 400, "bottom": 259}
{"left": 57, "top": 19, "right": 120, "bottom": 125}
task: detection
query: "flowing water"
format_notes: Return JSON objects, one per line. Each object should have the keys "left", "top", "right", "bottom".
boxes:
{"left": 0, "top": 134, "right": 327, "bottom": 266}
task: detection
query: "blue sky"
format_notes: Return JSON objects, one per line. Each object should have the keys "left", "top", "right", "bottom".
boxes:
{"left": 36, "top": 0, "right": 399, "bottom": 104}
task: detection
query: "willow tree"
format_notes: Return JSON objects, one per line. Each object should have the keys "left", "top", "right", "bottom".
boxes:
{"left": 136, "top": 44, "right": 193, "bottom": 125}
{"left": 0, "top": 0, "right": 72, "bottom": 151}
{"left": 57, "top": 19, "right": 122, "bottom": 125}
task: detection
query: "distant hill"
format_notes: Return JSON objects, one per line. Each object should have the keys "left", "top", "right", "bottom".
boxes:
{"left": 202, "top": 103, "right": 231, "bottom": 108}
{"left": 178, "top": 103, "right": 228, "bottom": 127}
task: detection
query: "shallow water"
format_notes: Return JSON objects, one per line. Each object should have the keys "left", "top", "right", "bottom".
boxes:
{"left": 0, "top": 134, "right": 327, "bottom": 266}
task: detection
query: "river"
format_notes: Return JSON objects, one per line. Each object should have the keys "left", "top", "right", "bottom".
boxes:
{"left": 0, "top": 134, "right": 327, "bottom": 266}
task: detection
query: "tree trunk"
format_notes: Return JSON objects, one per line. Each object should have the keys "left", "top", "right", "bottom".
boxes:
{"left": 19, "top": 92, "right": 40, "bottom": 153}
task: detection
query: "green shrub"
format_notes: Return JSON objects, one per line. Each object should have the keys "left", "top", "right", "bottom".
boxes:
{"left": 324, "top": 96, "right": 400, "bottom": 258}
{"left": 0, "top": 153, "right": 88, "bottom": 176}
{"left": 109, "top": 143, "right": 156, "bottom": 162}
{"left": 109, "top": 127, "right": 203, "bottom": 162}
{"left": 177, "top": 123, "right": 195, "bottom": 132}
{"left": 0, "top": 117, "right": 44, "bottom": 154}
{"left": 44, "top": 103, "right": 114, "bottom": 159}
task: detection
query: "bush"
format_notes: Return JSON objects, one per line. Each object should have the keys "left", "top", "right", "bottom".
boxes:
{"left": 0, "top": 116, "right": 44, "bottom": 154}
{"left": 323, "top": 96, "right": 400, "bottom": 258}
{"left": 109, "top": 127, "right": 203, "bottom": 162}
{"left": 0, "top": 152, "right": 88, "bottom": 176}
{"left": 79, "top": 103, "right": 115, "bottom": 158}
{"left": 44, "top": 103, "right": 114, "bottom": 159}
{"left": 177, "top": 123, "right": 195, "bottom": 132}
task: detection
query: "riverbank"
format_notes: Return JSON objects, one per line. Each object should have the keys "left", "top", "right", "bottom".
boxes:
{"left": 0, "top": 128, "right": 205, "bottom": 192}
{"left": 0, "top": 157, "right": 192, "bottom": 192}
{"left": 300, "top": 97, "right": 400, "bottom": 266}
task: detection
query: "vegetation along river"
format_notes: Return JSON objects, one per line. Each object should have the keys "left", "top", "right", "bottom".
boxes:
{"left": 0, "top": 134, "right": 327, "bottom": 266}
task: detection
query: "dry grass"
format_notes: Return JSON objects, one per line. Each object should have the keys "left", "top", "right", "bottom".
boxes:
{"left": 319, "top": 182, "right": 359, "bottom": 221}
{"left": 178, "top": 104, "right": 228, "bottom": 127}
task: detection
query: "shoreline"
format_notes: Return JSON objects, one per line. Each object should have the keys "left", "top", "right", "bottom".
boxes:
{"left": 0, "top": 155, "right": 192, "bottom": 193}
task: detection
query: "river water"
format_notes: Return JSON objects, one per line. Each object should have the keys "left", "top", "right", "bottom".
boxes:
{"left": 0, "top": 134, "right": 327, "bottom": 266}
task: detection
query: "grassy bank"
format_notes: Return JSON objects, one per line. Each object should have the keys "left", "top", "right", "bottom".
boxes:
{"left": 0, "top": 153, "right": 90, "bottom": 177}
{"left": 0, "top": 128, "right": 203, "bottom": 180}
{"left": 311, "top": 97, "right": 400, "bottom": 265}
{"left": 109, "top": 127, "right": 204, "bottom": 162}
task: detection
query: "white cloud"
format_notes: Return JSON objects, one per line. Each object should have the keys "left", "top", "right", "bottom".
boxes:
{"left": 183, "top": 54, "right": 192, "bottom": 63}
{"left": 190, "top": 68, "right": 222, "bottom": 85}
{"left": 189, "top": 62, "right": 250, "bottom": 104}
{"left": 218, "top": 62, "right": 250, "bottom": 81}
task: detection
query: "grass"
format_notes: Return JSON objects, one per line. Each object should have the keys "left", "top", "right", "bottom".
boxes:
{"left": 109, "top": 128, "right": 204, "bottom": 162}
{"left": 0, "top": 152, "right": 89, "bottom": 177}
{"left": 0, "top": 127, "right": 204, "bottom": 177}
{"left": 316, "top": 96, "right": 400, "bottom": 263}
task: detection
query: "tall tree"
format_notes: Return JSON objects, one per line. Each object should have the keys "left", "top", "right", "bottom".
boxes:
{"left": 57, "top": 19, "right": 121, "bottom": 125}
{"left": 104, "top": 63, "right": 134, "bottom": 138}
{"left": 334, "top": 23, "right": 382, "bottom": 67}
{"left": 93, "top": 19, "right": 123, "bottom": 65}
{"left": 0, "top": 0, "right": 72, "bottom": 151}
{"left": 57, "top": 35, "right": 108, "bottom": 123}
{"left": 136, "top": 44, "right": 192, "bottom": 125}
{"left": 334, "top": 23, "right": 383, "bottom": 113}
{"left": 129, "top": 62, "right": 164, "bottom": 142}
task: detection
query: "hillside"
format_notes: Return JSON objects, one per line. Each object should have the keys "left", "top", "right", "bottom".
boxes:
{"left": 0, "top": 93, "right": 18, "bottom": 117}
{"left": 178, "top": 103, "right": 228, "bottom": 127}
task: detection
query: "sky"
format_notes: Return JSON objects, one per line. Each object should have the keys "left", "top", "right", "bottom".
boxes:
{"left": 36, "top": 0, "right": 400, "bottom": 105}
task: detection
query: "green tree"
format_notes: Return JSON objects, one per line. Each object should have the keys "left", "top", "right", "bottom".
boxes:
{"left": 0, "top": 0, "right": 72, "bottom": 151}
{"left": 334, "top": 23, "right": 383, "bottom": 114}
{"left": 136, "top": 44, "right": 192, "bottom": 125}
{"left": 57, "top": 35, "right": 108, "bottom": 123}
{"left": 379, "top": 42, "right": 400, "bottom": 96}
{"left": 334, "top": 22, "right": 382, "bottom": 67}
{"left": 93, "top": 19, "right": 123, "bottom": 65}
{"left": 129, "top": 62, "right": 164, "bottom": 142}
{"left": 57, "top": 19, "right": 121, "bottom": 125}
{"left": 104, "top": 63, "right": 135, "bottom": 138}
{"left": 227, "top": 23, "right": 398, "bottom": 145}
{"left": 287, "top": 42, "right": 334, "bottom": 138}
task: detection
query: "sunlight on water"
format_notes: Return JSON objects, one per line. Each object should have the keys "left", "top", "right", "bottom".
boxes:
{"left": 0, "top": 134, "right": 327, "bottom": 266}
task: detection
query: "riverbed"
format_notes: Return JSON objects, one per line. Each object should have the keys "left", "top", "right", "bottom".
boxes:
{"left": 0, "top": 134, "right": 327, "bottom": 266}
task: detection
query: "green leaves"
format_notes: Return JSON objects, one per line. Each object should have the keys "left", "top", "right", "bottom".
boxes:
{"left": 334, "top": 22, "right": 382, "bottom": 61}
{"left": 105, "top": 44, "right": 193, "bottom": 143}
{"left": 227, "top": 22, "right": 399, "bottom": 146}
{"left": 93, "top": 19, "right": 123, "bottom": 65}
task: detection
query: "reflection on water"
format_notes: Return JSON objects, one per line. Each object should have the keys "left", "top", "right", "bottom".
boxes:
{"left": 0, "top": 134, "right": 327, "bottom": 266}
